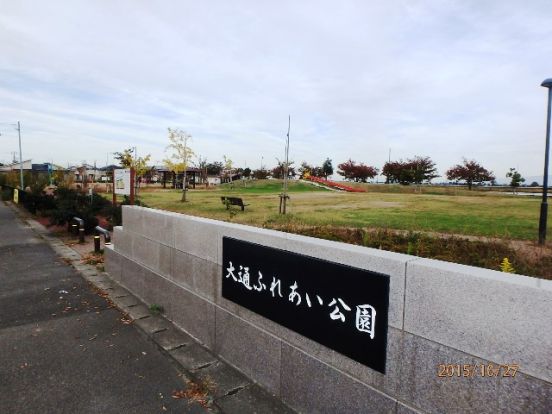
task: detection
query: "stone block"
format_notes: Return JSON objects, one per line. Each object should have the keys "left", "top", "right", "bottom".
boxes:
{"left": 110, "top": 286, "right": 131, "bottom": 298}
{"left": 216, "top": 384, "right": 295, "bottom": 414}
{"left": 173, "top": 214, "right": 219, "bottom": 262}
{"left": 216, "top": 222, "right": 412, "bottom": 329}
{"left": 127, "top": 304, "right": 150, "bottom": 320}
{"left": 152, "top": 327, "right": 190, "bottom": 351}
{"left": 404, "top": 258, "right": 552, "bottom": 382}
{"left": 498, "top": 371, "right": 552, "bottom": 413}
{"left": 122, "top": 205, "right": 144, "bottom": 234}
{"left": 214, "top": 307, "right": 282, "bottom": 395}
{"left": 194, "top": 361, "right": 251, "bottom": 399}
{"left": 134, "top": 315, "right": 171, "bottom": 334}
{"left": 131, "top": 233, "right": 160, "bottom": 271}
{"left": 217, "top": 291, "right": 402, "bottom": 396}
{"left": 170, "top": 343, "right": 217, "bottom": 371}
{"left": 119, "top": 254, "right": 146, "bottom": 300}
{"left": 158, "top": 244, "right": 172, "bottom": 278}
{"left": 141, "top": 267, "right": 173, "bottom": 312}
{"left": 166, "top": 282, "right": 216, "bottom": 349}
{"left": 281, "top": 343, "right": 397, "bottom": 413}
{"left": 397, "top": 332, "right": 499, "bottom": 414}
{"left": 93, "top": 280, "right": 114, "bottom": 291}
{"left": 113, "top": 295, "right": 139, "bottom": 309}
{"left": 172, "top": 249, "right": 217, "bottom": 300}
{"left": 104, "top": 246, "right": 122, "bottom": 282}
{"left": 113, "top": 227, "right": 133, "bottom": 258}
{"left": 140, "top": 207, "right": 175, "bottom": 246}
{"left": 112, "top": 225, "right": 122, "bottom": 239}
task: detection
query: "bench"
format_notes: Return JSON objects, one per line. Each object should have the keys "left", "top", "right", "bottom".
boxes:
{"left": 221, "top": 196, "right": 249, "bottom": 211}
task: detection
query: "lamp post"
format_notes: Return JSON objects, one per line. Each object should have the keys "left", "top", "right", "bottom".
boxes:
{"left": 538, "top": 78, "right": 552, "bottom": 245}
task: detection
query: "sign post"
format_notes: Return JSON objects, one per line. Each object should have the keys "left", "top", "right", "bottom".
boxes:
{"left": 113, "top": 168, "right": 134, "bottom": 206}
{"left": 129, "top": 167, "right": 135, "bottom": 205}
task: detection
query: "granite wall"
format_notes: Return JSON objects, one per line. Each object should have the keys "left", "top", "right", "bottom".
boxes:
{"left": 105, "top": 205, "right": 552, "bottom": 413}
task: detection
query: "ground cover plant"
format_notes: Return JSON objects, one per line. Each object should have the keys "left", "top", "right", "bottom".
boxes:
{"left": 132, "top": 180, "right": 551, "bottom": 279}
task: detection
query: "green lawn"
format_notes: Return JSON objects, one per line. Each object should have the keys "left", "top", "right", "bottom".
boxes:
{"left": 133, "top": 180, "right": 549, "bottom": 241}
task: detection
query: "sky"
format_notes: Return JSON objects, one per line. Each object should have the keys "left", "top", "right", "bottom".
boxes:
{"left": 0, "top": 0, "right": 551, "bottom": 182}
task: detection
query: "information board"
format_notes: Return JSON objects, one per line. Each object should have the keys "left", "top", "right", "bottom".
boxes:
{"left": 222, "top": 236, "right": 390, "bottom": 373}
{"left": 114, "top": 169, "right": 131, "bottom": 195}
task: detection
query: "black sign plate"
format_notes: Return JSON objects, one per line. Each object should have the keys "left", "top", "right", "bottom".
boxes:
{"left": 222, "top": 237, "right": 390, "bottom": 373}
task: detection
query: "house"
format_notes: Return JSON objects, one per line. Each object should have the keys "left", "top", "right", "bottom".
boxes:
{"left": 0, "top": 159, "right": 33, "bottom": 172}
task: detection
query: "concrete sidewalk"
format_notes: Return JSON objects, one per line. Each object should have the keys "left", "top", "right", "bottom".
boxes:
{"left": 0, "top": 202, "right": 293, "bottom": 413}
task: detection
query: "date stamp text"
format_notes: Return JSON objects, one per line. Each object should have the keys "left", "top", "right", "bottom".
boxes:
{"left": 437, "top": 363, "right": 519, "bottom": 378}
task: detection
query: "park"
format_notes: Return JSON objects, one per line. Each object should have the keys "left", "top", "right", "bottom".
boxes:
{"left": 2, "top": 2, "right": 552, "bottom": 412}
{"left": 130, "top": 178, "right": 552, "bottom": 279}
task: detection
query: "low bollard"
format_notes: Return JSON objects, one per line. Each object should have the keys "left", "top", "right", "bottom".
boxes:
{"left": 71, "top": 223, "right": 78, "bottom": 236}
{"left": 94, "top": 235, "right": 101, "bottom": 253}
{"left": 94, "top": 226, "right": 111, "bottom": 253}
{"left": 73, "top": 217, "right": 85, "bottom": 244}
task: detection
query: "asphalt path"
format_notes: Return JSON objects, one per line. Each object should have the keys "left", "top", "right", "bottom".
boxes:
{"left": 0, "top": 202, "right": 206, "bottom": 413}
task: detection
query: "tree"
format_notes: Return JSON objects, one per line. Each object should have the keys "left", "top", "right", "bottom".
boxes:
{"left": 298, "top": 162, "right": 313, "bottom": 179}
{"left": 530, "top": 181, "right": 539, "bottom": 187}
{"left": 337, "top": 159, "right": 378, "bottom": 182}
{"left": 271, "top": 159, "right": 296, "bottom": 179}
{"left": 506, "top": 168, "right": 525, "bottom": 193}
{"left": 382, "top": 156, "right": 437, "bottom": 185}
{"left": 221, "top": 155, "right": 234, "bottom": 183}
{"left": 196, "top": 156, "right": 208, "bottom": 185}
{"left": 165, "top": 128, "right": 194, "bottom": 202}
{"left": 409, "top": 156, "right": 438, "bottom": 185}
{"left": 446, "top": 159, "right": 495, "bottom": 190}
{"left": 113, "top": 148, "right": 152, "bottom": 191}
{"left": 253, "top": 168, "right": 269, "bottom": 179}
{"left": 206, "top": 161, "right": 223, "bottom": 175}
{"left": 243, "top": 167, "right": 252, "bottom": 178}
{"left": 322, "top": 158, "right": 333, "bottom": 178}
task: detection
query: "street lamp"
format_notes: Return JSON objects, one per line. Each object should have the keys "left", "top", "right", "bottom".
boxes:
{"left": 538, "top": 78, "right": 552, "bottom": 244}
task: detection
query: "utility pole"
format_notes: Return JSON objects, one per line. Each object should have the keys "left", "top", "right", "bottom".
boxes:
{"left": 2, "top": 122, "right": 24, "bottom": 189}
{"left": 17, "top": 122, "right": 23, "bottom": 189}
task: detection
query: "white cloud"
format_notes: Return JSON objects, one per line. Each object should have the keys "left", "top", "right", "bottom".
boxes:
{"left": 0, "top": 0, "right": 551, "bottom": 179}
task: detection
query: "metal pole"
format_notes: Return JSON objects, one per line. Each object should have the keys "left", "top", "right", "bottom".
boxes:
{"left": 280, "top": 116, "right": 291, "bottom": 214}
{"left": 17, "top": 121, "right": 23, "bottom": 189}
{"left": 129, "top": 167, "right": 135, "bottom": 205}
{"left": 284, "top": 115, "right": 290, "bottom": 194}
{"left": 538, "top": 80, "right": 552, "bottom": 244}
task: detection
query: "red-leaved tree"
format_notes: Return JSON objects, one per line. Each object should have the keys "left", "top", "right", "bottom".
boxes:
{"left": 446, "top": 159, "right": 495, "bottom": 190}
{"left": 337, "top": 159, "right": 378, "bottom": 182}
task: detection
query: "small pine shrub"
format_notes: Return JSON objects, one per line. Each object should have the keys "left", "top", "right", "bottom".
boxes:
{"left": 499, "top": 257, "right": 515, "bottom": 273}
